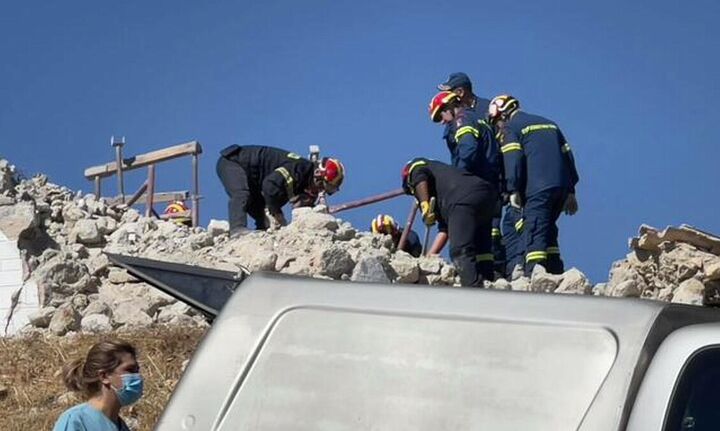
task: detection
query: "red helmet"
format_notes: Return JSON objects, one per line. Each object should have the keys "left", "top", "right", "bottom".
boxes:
{"left": 428, "top": 91, "right": 459, "bottom": 122}
{"left": 488, "top": 94, "right": 520, "bottom": 124}
{"left": 319, "top": 157, "right": 345, "bottom": 194}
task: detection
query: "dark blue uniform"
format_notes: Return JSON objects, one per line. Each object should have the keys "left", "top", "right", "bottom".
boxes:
{"left": 498, "top": 111, "right": 579, "bottom": 275}
{"left": 501, "top": 205, "right": 524, "bottom": 275}
{"left": 217, "top": 145, "right": 315, "bottom": 232}
{"left": 403, "top": 158, "right": 498, "bottom": 286}
{"left": 442, "top": 107, "right": 502, "bottom": 278}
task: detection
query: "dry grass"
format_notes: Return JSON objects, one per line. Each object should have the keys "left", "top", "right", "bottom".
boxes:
{"left": 0, "top": 326, "right": 207, "bottom": 431}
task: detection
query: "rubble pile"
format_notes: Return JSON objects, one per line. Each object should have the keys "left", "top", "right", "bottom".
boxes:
{"left": 597, "top": 224, "right": 720, "bottom": 305}
{"left": 1, "top": 158, "right": 719, "bottom": 337}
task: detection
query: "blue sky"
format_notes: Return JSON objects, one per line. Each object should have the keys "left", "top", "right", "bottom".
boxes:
{"left": 1, "top": 0, "right": 719, "bottom": 282}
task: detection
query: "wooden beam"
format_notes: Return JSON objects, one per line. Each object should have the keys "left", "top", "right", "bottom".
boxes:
{"left": 108, "top": 191, "right": 190, "bottom": 206}
{"left": 84, "top": 141, "right": 202, "bottom": 179}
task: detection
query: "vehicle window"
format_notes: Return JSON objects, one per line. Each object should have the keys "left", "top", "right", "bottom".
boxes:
{"left": 664, "top": 346, "right": 720, "bottom": 431}
{"left": 218, "top": 308, "right": 617, "bottom": 431}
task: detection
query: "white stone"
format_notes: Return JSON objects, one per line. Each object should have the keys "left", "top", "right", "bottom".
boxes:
{"left": 388, "top": 252, "right": 420, "bottom": 284}
{"left": 207, "top": 219, "right": 229, "bottom": 237}
{"left": 81, "top": 314, "right": 112, "bottom": 333}
{"left": 556, "top": 268, "right": 592, "bottom": 295}
{"left": 672, "top": 278, "right": 704, "bottom": 305}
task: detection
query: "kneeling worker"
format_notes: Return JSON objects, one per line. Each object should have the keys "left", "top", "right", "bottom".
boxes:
{"left": 370, "top": 214, "right": 422, "bottom": 258}
{"left": 217, "top": 145, "right": 345, "bottom": 236}
{"left": 401, "top": 158, "right": 497, "bottom": 286}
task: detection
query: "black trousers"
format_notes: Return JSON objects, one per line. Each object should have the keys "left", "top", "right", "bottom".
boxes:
{"left": 216, "top": 156, "right": 268, "bottom": 231}
{"left": 447, "top": 184, "right": 498, "bottom": 286}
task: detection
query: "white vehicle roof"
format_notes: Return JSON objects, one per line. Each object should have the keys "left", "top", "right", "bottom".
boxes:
{"left": 157, "top": 273, "right": 720, "bottom": 431}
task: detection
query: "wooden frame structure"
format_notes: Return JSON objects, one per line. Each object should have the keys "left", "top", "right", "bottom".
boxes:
{"left": 84, "top": 141, "right": 202, "bottom": 226}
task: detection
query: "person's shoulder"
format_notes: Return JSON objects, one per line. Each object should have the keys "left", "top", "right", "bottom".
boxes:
{"left": 456, "top": 107, "right": 480, "bottom": 126}
{"left": 53, "top": 403, "right": 89, "bottom": 430}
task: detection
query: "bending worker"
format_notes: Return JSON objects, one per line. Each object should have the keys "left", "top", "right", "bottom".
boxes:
{"left": 429, "top": 89, "right": 502, "bottom": 278}
{"left": 217, "top": 145, "right": 345, "bottom": 236}
{"left": 401, "top": 158, "right": 497, "bottom": 286}
{"left": 370, "top": 214, "right": 422, "bottom": 258}
{"left": 488, "top": 95, "right": 579, "bottom": 275}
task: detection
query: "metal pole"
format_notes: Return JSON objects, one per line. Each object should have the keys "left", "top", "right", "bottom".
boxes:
{"left": 94, "top": 176, "right": 101, "bottom": 198}
{"left": 191, "top": 153, "right": 200, "bottom": 227}
{"left": 111, "top": 136, "right": 126, "bottom": 203}
{"left": 329, "top": 188, "right": 405, "bottom": 214}
{"left": 146, "top": 164, "right": 156, "bottom": 218}
{"left": 397, "top": 201, "right": 418, "bottom": 252}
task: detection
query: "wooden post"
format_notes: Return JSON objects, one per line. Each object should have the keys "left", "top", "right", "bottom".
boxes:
{"left": 191, "top": 153, "right": 200, "bottom": 227}
{"left": 146, "top": 165, "right": 156, "bottom": 218}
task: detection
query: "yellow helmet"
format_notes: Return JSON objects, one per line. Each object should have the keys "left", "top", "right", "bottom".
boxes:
{"left": 488, "top": 94, "right": 520, "bottom": 124}
{"left": 371, "top": 214, "right": 398, "bottom": 235}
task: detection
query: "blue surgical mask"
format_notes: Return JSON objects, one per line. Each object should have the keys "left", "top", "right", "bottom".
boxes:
{"left": 113, "top": 373, "right": 144, "bottom": 406}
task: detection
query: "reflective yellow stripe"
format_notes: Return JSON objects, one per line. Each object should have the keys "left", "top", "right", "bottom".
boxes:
{"left": 274, "top": 167, "right": 294, "bottom": 198}
{"left": 407, "top": 160, "right": 427, "bottom": 177}
{"left": 561, "top": 143, "right": 571, "bottom": 153}
{"left": 547, "top": 246, "right": 561, "bottom": 255}
{"left": 476, "top": 253, "right": 495, "bottom": 262}
{"left": 515, "top": 218, "right": 525, "bottom": 232}
{"left": 501, "top": 143, "right": 522, "bottom": 153}
{"left": 491, "top": 228, "right": 501, "bottom": 237}
{"left": 521, "top": 124, "right": 558, "bottom": 135}
{"left": 455, "top": 126, "right": 479, "bottom": 140}
{"left": 286, "top": 152, "right": 301, "bottom": 159}
{"left": 526, "top": 251, "right": 548, "bottom": 262}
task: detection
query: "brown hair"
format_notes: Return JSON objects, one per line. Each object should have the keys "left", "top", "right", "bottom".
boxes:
{"left": 62, "top": 340, "right": 137, "bottom": 396}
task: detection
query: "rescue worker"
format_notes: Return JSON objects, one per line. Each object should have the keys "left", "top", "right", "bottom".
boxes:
{"left": 216, "top": 145, "right": 344, "bottom": 236}
{"left": 370, "top": 214, "right": 422, "bottom": 258}
{"left": 436, "top": 74, "right": 506, "bottom": 276}
{"left": 488, "top": 95, "right": 579, "bottom": 275}
{"left": 401, "top": 158, "right": 497, "bottom": 286}
{"left": 429, "top": 90, "right": 502, "bottom": 277}
{"left": 163, "top": 201, "right": 192, "bottom": 227}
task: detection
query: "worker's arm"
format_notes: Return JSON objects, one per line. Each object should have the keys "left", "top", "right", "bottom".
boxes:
{"left": 498, "top": 125, "right": 525, "bottom": 195}
{"left": 558, "top": 129, "right": 579, "bottom": 192}
{"left": 261, "top": 167, "right": 294, "bottom": 214}
{"left": 453, "top": 122, "right": 481, "bottom": 172}
{"left": 428, "top": 231, "right": 448, "bottom": 255}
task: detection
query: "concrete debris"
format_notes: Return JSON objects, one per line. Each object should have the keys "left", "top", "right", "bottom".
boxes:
{"left": 351, "top": 256, "right": 392, "bottom": 283}
{"left": 2, "top": 157, "right": 720, "bottom": 338}
{"left": 601, "top": 224, "right": 720, "bottom": 305}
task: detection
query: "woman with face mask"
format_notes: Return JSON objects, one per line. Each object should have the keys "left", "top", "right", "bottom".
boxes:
{"left": 53, "top": 340, "right": 144, "bottom": 431}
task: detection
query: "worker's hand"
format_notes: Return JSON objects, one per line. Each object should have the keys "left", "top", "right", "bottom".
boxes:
{"left": 420, "top": 199, "right": 436, "bottom": 226}
{"left": 509, "top": 192, "right": 523, "bottom": 209}
{"left": 291, "top": 192, "right": 317, "bottom": 208}
{"left": 264, "top": 209, "right": 287, "bottom": 230}
{"left": 563, "top": 193, "right": 578, "bottom": 215}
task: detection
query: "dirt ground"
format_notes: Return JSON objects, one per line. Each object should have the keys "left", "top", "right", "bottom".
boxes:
{"left": 0, "top": 326, "right": 207, "bottom": 431}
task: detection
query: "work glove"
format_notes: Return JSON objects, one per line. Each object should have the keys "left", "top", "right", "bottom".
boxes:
{"left": 563, "top": 193, "right": 578, "bottom": 215}
{"left": 420, "top": 198, "right": 436, "bottom": 226}
{"left": 509, "top": 192, "right": 523, "bottom": 209}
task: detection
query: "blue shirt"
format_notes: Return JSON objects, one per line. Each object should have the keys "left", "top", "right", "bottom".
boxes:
{"left": 442, "top": 108, "right": 502, "bottom": 187}
{"left": 53, "top": 403, "right": 130, "bottom": 431}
